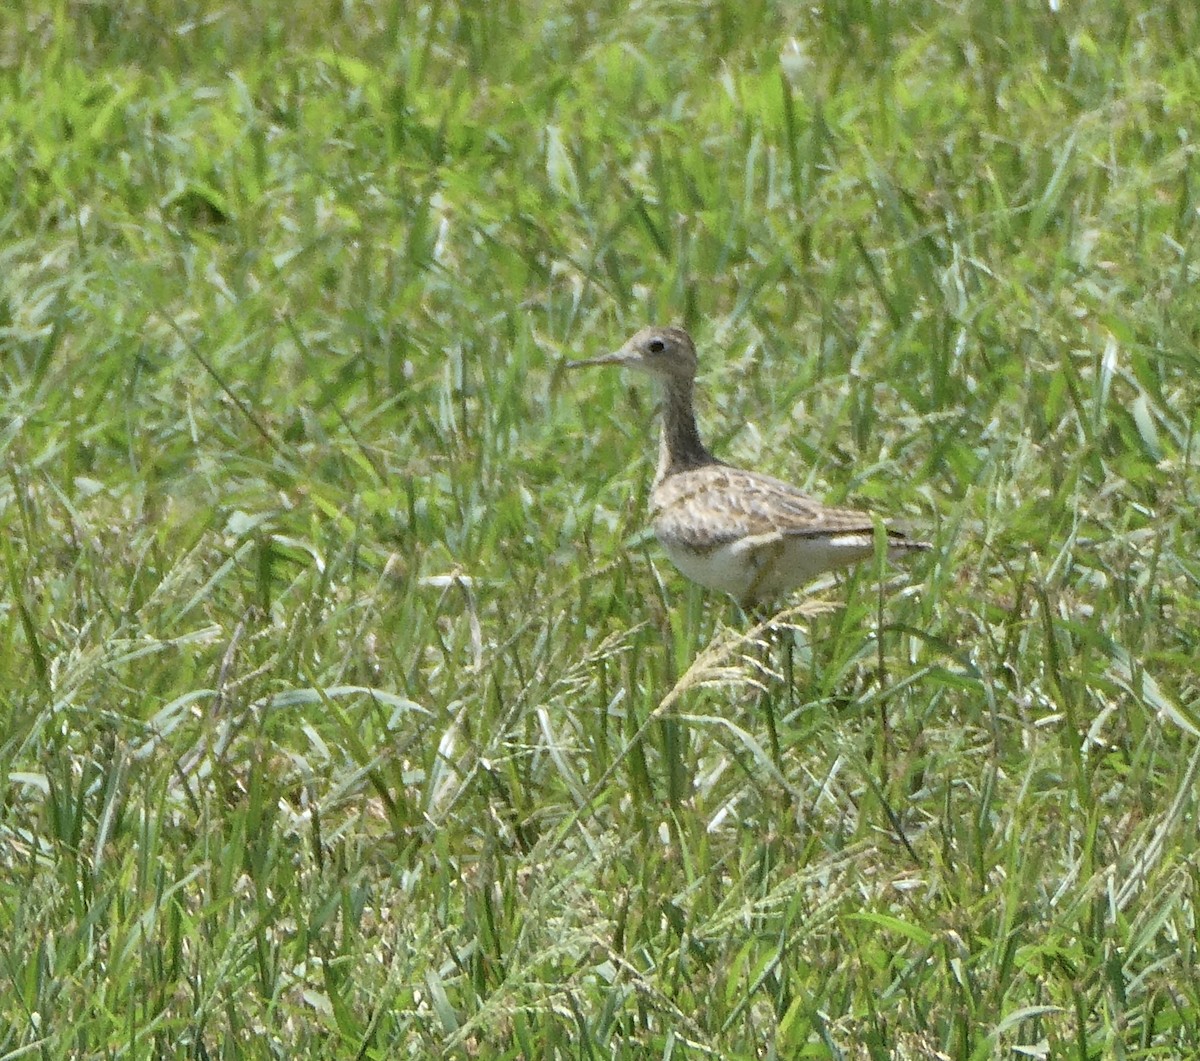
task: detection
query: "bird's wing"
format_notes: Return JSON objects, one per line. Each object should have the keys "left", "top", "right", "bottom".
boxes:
{"left": 651, "top": 465, "right": 887, "bottom": 551}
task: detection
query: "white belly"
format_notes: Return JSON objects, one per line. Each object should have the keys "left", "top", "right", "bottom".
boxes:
{"left": 660, "top": 531, "right": 882, "bottom": 606}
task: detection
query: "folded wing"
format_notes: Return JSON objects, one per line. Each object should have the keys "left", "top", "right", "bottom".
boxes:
{"left": 652, "top": 464, "right": 893, "bottom": 551}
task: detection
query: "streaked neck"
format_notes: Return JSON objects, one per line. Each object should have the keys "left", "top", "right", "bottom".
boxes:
{"left": 656, "top": 376, "right": 715, "bottom": 484}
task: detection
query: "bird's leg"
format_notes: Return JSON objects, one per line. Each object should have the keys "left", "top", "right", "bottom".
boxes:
{"left": 744, "top": 601, "right": 785, "bottom": 776}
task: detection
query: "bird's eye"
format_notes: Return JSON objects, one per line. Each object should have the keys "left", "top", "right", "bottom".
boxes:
{"left": 648, "top": 339, "right": 666, "bottom": 353}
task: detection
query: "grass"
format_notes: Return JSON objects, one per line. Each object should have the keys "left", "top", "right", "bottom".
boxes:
{"left": 3, "top": 0, "right": 1200, "bottom": 1056}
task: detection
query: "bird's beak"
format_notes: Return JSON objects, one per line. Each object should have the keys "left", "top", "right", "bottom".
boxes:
{"left": 566, "top": 344, "right": 640, "bottom": 370}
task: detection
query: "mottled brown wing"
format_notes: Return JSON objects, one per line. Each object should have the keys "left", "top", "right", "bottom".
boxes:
{"left": 651, "top": 465, "right": 880, "bottom": 551}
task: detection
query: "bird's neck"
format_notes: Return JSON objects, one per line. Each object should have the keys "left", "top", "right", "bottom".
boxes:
{"left": 656, "top": 376, "right": 716, "bottom": 485}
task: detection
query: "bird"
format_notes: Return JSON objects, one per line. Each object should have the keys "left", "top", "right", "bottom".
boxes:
{"left": 568, "top": 325, "right": 929, "bottom": 608}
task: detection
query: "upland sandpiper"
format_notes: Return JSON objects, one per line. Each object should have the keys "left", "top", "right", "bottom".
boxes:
{"left": 569, "top": 326, "right": 929, "bottom": 607}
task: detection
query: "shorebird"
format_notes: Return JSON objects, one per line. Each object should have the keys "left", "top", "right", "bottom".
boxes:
{"left": 568, "top": 326, "right": 929, "bottom": 608}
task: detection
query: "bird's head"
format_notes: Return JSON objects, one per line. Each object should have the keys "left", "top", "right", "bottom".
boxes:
{"left": 568, "top": 326, "right": 698, "bottom": 382}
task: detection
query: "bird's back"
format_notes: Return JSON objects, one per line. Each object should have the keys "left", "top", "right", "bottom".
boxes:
{"left": 651, "top": 463, "right": 927, "bottom": 605}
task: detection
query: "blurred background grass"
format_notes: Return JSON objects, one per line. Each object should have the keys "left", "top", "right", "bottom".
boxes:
{"left": 3, "top": 1, "right": 1200, "bottom": 1057}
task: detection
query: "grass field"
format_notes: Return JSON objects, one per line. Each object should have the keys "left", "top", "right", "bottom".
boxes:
{"left": 4, "top": 0, "right": 1200, "bottom": 1057}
